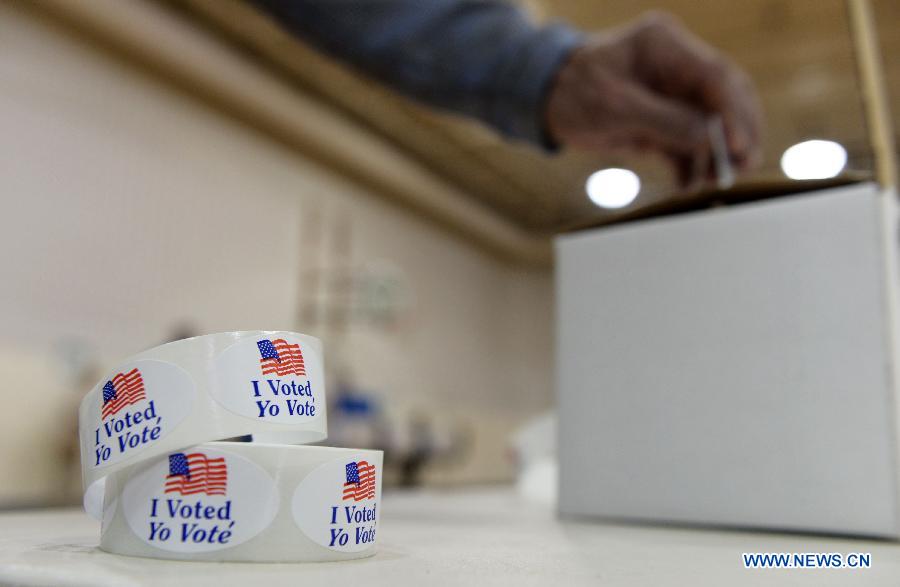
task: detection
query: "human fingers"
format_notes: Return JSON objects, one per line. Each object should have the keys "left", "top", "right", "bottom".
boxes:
{"left": 628, "top": 13, "right": 763, "bottom": 168}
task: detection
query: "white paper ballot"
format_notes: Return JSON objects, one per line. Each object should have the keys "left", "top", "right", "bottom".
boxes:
{"left": 708, "top": 115, "right": 735, "bottom": 190}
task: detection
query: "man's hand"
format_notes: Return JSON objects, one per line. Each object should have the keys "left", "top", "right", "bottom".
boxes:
{"left": 544, "top": 12, "right": 763, "bottom": 189}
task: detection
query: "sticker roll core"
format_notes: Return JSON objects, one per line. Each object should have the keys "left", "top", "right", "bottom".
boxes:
{"left": 79, "top": 331, "right": 328, "bottom": 521}
{"left": 100, "top": 443, "right": 383, "bottom": 562}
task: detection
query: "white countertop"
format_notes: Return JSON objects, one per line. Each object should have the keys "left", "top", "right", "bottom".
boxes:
{"left": 2, "top": 488, "right": 899, "bottom": 586}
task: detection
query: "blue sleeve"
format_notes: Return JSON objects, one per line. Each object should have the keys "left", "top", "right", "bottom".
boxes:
{"left": 247, "top": 0, "right": 583, "bottom": 149}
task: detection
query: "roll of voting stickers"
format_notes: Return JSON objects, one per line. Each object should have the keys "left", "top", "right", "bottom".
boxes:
{"left": 78, "top": 331, "right": 382, "bottom": 562}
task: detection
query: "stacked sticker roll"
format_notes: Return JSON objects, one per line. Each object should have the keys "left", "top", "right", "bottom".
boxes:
{"left": 78, "top": 331, "right": 382, "bottom": 562}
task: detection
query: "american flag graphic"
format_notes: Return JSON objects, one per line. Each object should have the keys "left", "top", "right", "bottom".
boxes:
{"left": 165, "top": 453, "right": 227, "bottom": 496}
{"left": 101, "top": 368, "right": 146, "bottom": 420}
{"left": 257, "top": 338, "right": 306, "bottom": 377}
{"left": 343, "top": 461, "right": 376, "bottom": 502}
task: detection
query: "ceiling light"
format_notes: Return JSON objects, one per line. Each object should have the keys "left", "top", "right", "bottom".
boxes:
{"left": 586, "top": 168, "right": 640, "bottom": 209}
{"left": 780, "top": 140, "right": 847, "bottom": 180}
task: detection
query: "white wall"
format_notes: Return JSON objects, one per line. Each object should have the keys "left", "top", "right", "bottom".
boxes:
{"left": 0, "top": 3, "right": 553, "bottom": 504}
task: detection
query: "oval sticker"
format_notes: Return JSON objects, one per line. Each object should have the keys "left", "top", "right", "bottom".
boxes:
{"left": 121, "top": 448, "right": 279, "bottom": 553}
{"left": 292, "top": 455, "right": 380, "bottom": 553}
{"left": 86, "top": 359, "right": 195, "bottom": 470}
{"left": 210, "top": 336, "right": 325, "bottom": 424}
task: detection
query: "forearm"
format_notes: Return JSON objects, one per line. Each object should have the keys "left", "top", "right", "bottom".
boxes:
{"left": 247, "top": 0, "right": 582, "bottom": 148}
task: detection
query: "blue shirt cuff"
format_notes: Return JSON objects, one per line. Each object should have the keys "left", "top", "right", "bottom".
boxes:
{"left": 487, "top": 23, "right": 583, "bottom": 152}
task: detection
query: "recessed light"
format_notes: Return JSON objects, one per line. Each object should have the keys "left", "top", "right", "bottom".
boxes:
{"left": 585, "top": 168, "right": 640, "bottom": 209}
{"left": 781, "top": 140, "right": 847, "bottom": 180}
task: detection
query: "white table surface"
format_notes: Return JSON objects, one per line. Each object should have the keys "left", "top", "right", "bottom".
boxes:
{"left": 1, "top": 487, "right": 899, "bottom": 586}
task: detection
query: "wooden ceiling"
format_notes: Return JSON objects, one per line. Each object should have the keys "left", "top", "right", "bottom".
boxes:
{"left": 172, "top": 0, "right": 898, "bottom": 235}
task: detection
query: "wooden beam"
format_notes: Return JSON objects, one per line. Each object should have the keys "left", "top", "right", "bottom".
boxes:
{"left": 847, "top": 0, "right": 898, "bottom": 188}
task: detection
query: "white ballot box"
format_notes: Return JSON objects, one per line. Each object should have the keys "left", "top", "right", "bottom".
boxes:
{"left": 556, "top": 181, "right": 900, "bottom": 537}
